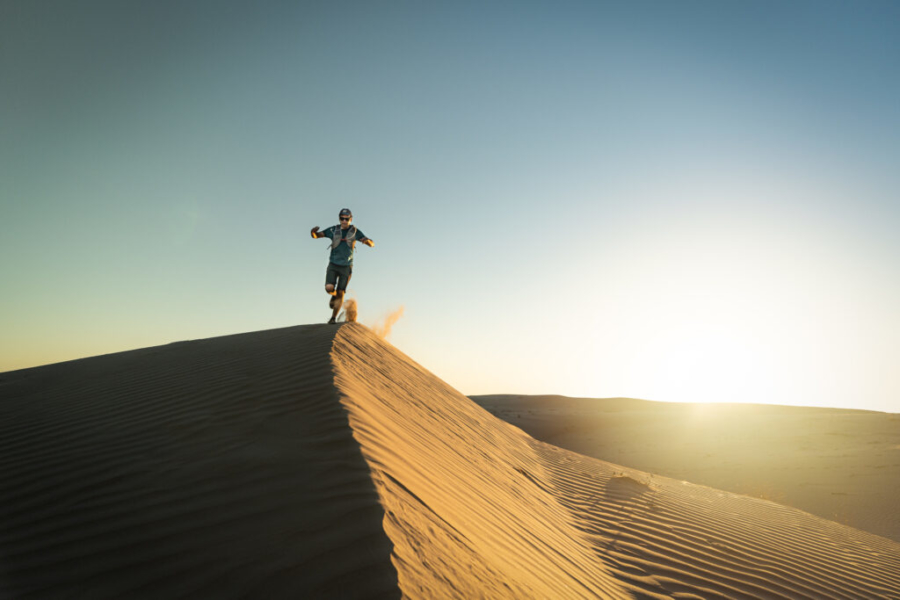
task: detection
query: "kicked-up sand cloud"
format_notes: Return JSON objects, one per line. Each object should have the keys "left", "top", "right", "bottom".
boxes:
{"left": 1, "top": 323, "right": 899, "bottom": 598}
{"left": 370, "top": 305, "right": 405, "bottom": 339}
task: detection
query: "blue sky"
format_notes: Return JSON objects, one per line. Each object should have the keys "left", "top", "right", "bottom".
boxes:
{"left": 2, "top": 1, "right": 898, "bottom": 411}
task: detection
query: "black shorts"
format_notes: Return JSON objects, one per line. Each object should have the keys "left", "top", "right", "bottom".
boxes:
{"left": 325, "top": 262, "right": 352, "bottom": 292}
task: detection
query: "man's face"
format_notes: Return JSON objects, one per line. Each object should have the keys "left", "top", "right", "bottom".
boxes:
{"left": 340, "top": 215, "right": 351, "bottom": 229}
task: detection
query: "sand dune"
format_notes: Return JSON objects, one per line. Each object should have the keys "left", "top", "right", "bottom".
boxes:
{"left": 2, "top": 323, "right": 899, "bottom": 598}
{"left": 473, "top": 395, "right": 900, "bottom": 544}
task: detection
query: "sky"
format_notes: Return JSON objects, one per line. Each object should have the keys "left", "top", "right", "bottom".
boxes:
{"left": 2, "top": 1, "right": 898, "bottom": 412}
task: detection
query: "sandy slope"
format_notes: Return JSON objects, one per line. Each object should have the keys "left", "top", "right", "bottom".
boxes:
{"left": 473, "top": 395, "right": 900, "bottom": 543}
{"left": 0, "top": 325, "right": 398, "bottom": 599}
{"left": 335, "top": 325, "right": 900, "bottom": 599}
{"left": 332, "top": 327, "right": 627, "bottom": 599}
{"left": 2, "top": 323, "right": 899, "bottom": 598}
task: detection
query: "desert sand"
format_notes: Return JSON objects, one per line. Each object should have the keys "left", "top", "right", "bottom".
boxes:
{"left": 472, "top": 395, "right": 900, "bottom": 544}
{"left": 2, "top": 323, "right": 899, "bottom": 598}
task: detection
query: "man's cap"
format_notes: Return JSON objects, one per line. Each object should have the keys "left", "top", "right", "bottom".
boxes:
{"left": 339, "top": 208, "right": 352, "bottom": 218}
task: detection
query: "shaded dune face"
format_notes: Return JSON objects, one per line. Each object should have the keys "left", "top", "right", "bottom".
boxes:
{"left": 332, "top": 324, "right": 900, "bottom": 599}
{"left": 0, "top": 325, "right": 398, "bottom": 599}
{"left": 1, "top": 323, "right": 899, "bottom": 599}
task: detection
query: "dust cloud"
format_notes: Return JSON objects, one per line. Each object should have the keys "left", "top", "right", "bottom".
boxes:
{"left": 371, "top": 306, "right": 405, "bottom": 339}
{"left": 342, "top": 298, "right": 358, "bottom": 322}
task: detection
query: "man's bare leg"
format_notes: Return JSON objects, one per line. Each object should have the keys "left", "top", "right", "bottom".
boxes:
{"left": 328, "top": 290, "right": 344, "bottom": 324}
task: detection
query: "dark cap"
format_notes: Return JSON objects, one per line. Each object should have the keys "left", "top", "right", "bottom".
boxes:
{"left": 339, "top": 208, "right": 352, "bottom": 218}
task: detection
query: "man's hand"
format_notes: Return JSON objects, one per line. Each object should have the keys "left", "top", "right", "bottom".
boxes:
{"left": 363, "top": 238, "right": 374, "bottom": 247}
{"left": 310, "top": 226, "right": 320, "bottom": 239}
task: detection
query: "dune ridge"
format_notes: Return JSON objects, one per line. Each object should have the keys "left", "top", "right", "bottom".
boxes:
{"left": 332, "top": 325, "right": 628, "bottom": 599}
{"left": 1, "top": 322, "right": 899, "bottom": 598}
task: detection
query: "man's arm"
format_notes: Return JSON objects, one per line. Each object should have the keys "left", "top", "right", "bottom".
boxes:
{"left": 355, "top": 228, "right": 373, "bottom": 247}
{"left": 311, "top": 226, "right": 326, "bottom": 239}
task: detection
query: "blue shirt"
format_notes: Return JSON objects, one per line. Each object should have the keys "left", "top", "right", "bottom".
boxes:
{"left": 322, "top": 225, "right": 367, "bottom": 266}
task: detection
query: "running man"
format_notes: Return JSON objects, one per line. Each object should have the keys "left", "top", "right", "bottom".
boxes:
{"left": 310, "top": 208, "right": 374, "bottom": 323}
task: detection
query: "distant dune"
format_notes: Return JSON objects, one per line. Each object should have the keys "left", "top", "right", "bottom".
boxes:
{"left": 472, "top": 394, "right": 900, "bottom": 545}
{"left": 2, "top": 324, "right": 899, "bottom": 598}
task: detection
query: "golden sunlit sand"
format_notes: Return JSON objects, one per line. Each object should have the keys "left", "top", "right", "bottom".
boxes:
{"left": 473, "top": 395, "right": 900, "bottom": 543}
{"left": 2, "top": 323, "right": 899, "bottom": 598}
